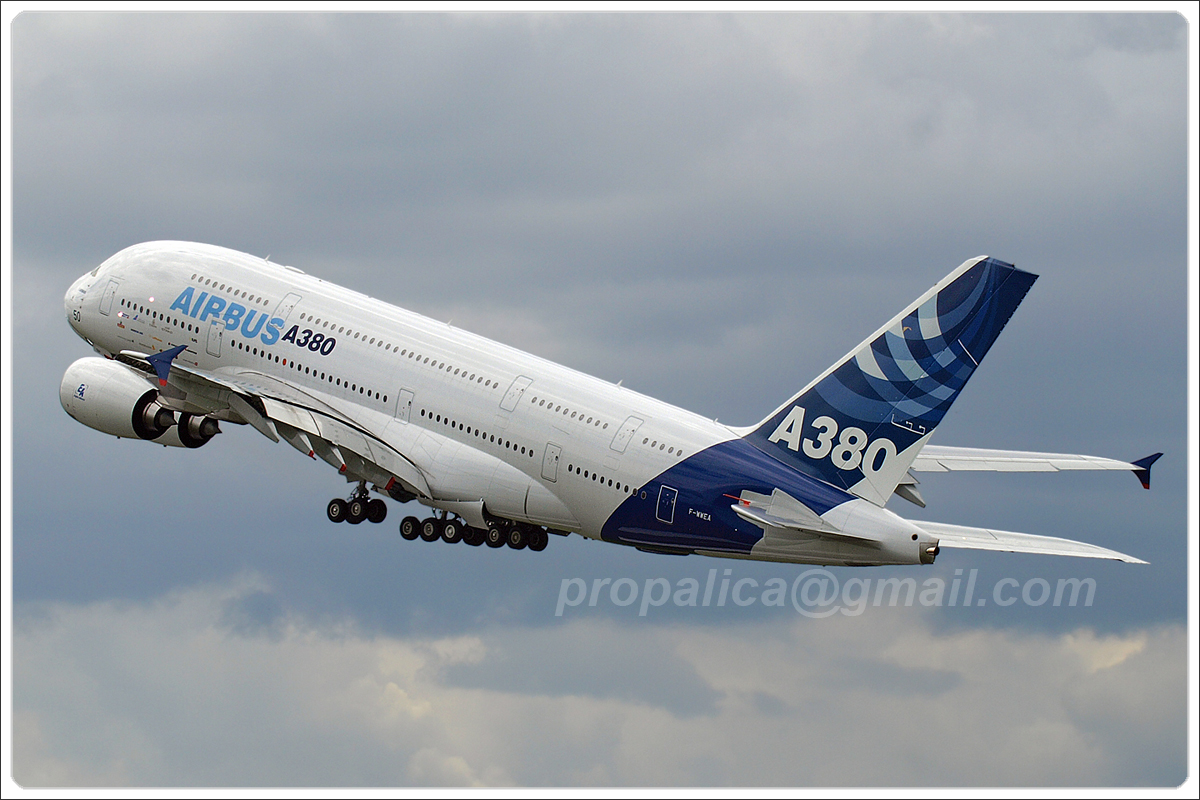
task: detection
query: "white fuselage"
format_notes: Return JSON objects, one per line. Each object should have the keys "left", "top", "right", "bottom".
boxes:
{"left": 64, "top": 242, "right": 929, "bottom": 566}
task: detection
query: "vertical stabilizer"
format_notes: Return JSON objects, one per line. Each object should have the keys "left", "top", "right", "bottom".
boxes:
{"left": 745, "top": 257, "right": 1038, "bottom": 505}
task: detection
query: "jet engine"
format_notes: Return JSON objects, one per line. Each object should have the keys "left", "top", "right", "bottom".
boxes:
{"left": 59, "top": 357, "right": 219, "bottom": 448}
{"left": 175, "top": 411, "right": 221, "bottom": 448}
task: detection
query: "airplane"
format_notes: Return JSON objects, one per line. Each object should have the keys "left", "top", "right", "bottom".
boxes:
{"left": 60, "top": 242, "right": 1160, "bottom": 566}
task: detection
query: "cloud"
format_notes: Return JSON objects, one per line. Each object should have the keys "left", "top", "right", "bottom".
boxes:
{"left": 13, "top": 13, "right": 1186, "bottom": 271}
{"left": 12, "top": 577, "right": 1186, "bottom": 786}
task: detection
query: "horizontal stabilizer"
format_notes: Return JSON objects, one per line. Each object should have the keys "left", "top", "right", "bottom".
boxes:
{"left": 913, "top": 519, "right": 1146, "bottom": 564}
{"left": 731, "top": 488, "right": 880, "bottom": 546}
{"left": 914, "top": 445, "right": 1142, "bottom": 473}
{"left": 911, "top": 446, "right": 1162, "bottom": 490}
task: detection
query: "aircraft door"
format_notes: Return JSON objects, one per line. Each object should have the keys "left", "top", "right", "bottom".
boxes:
{"left": 99, "top": 280, "right": 119, "bottom": 316}
{"left": 541, "top": 443, "right": 562, "bottom": 482}
{"left": 394, "top": 389, "right": 414, "bottom": 423}
{"left": 500, "top": 376, "right": 533, "bottom": 411}
{"left": 610, "top": 416, "right": 644, "bottom": 453}
{"left": 206, "top": 319, "right": 224, "bottom": 357}
{"left": 273, "top": 292, "right": 303, "bottom": 322}
{"left": 656, "top": 485, "right": 678, "bottom": 524}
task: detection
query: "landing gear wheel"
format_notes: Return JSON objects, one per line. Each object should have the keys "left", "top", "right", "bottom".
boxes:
{"left": 463, "top": 527, "right": 486, "bottom": 547}
{"left": 347, "top": 498, "right": 368, "bottom": 525}
{"left": 327, "top": 498, "right": 347, "bottom": 523}
{"left": 400, "top": 516, "right": 420, "bottom": 540}
{"left": 419, "top": 518, "right": 442, "bottom": 542}
{"left": 367, "top": 498, "right": 388, "bottom": 524}
{"left": 528, "top": 528, "right": 548, "bottom": 552}
{"left": 441, "top": 519, "right": 463, "bottom": 544}
{"left": 506, "top": 526, "right": 528, "bottom": 550}
{"left": 485, "top": 524, "right": 506, "bottom": 548}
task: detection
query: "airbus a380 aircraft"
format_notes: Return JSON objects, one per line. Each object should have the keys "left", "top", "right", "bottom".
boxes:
{"left": 61, "top": 242, "right": 1159, "bottom": 566}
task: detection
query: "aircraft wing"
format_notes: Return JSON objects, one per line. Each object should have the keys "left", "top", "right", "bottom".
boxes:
{"left": 910, "top": 445, "right": 1162, "bottom": 489}
{"left": 912, "top": 519, "right": 1146, "bottom": 564}
{"left": 116, "top": 349, "right": 432, "bottom": 498}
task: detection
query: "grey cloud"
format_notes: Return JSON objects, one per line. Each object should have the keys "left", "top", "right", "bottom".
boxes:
{"left": 219, "top": 588, "right": 286, "bottom": 638}
{"left": 11, "top": 580, "right": 1187, "bottom": 786}
{"left": 14, "top": 14, "right": 1185, "bottom": 273}
{"left": 439, "top": 620, "right": 722, "bottom": 717}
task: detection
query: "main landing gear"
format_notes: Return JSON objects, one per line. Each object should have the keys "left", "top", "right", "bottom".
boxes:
{"left": 399, "top": 514, "right": 550, "bottom": 552}
{"left": 327, "top": 482, "right": 388, "bottom": 525}
{"left": 327, "top": 487, "right": 551, "bottom": 552}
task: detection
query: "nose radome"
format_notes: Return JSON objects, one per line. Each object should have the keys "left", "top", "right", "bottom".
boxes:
{"left": 65, "top": 273, "right": 90, "bottom": 328}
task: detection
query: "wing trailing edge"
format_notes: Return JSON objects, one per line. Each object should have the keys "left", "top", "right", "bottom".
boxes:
{"left": 912, "top": 519, "right": 1146, "bottom": 564}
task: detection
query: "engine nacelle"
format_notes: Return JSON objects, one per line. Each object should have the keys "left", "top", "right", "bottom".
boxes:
{"left": 59, "top": 358, "right": 219, "bottom": 448}
{"left": 176, "top": 411, "right": 221, "bottom": 448}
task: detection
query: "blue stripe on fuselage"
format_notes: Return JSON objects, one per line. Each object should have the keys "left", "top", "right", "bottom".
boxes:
{"left": 600, "top": 437, "right": 856, "bottom": 553}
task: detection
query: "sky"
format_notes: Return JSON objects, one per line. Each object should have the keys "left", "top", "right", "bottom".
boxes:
{"left": 4, "top": 9, "right": 1196, "bottom": 790}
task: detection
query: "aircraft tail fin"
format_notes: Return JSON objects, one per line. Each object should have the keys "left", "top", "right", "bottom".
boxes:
{"left": 745, "top": 257, "right": 1038, "bottom": 505}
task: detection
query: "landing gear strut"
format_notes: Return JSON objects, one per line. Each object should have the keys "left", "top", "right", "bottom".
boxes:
{"left": 327, "top": 482, "right": 388, "bottom": 525}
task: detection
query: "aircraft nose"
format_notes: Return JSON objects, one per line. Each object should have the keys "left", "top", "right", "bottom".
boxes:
{"left": 65, "top": 272, "right": 90, "bottom": 329}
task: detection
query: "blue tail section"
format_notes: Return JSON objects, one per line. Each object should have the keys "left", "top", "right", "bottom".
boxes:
{"left": 745, "top": 257, "right": 1038, "bottom": 506}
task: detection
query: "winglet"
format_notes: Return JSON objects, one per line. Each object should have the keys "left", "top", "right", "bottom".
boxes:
{"left": 1132, "top": 452, "right": 1162, "bottom": 490}
{"left": 146, "top": 344, "right": 189, "bottom": 386}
